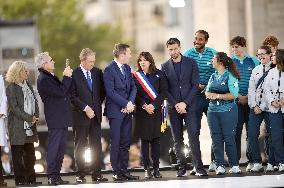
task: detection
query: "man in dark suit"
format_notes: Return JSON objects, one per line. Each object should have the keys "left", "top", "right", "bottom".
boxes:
{"left": 103, "top": 43, "right": 138, "bottom": 181}
{"left": 36, "top": 52, "right": 73, "bottom": 185}
{"left": 161, "top": 38, "right": 207, "bottom": 177}
{"left": 70, "top": 48, "right": 107, "bottom": 183}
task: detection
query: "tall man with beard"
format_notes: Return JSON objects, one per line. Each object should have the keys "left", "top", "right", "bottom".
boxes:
{"left": 161, "top": 38, "right": 205, "bottom": 177}
{"left": 184, "top": 30, "right": 217, "bottom": 173}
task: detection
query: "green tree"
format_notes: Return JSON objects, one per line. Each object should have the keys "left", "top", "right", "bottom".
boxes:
{"left": 0, "top": 0, "right": 122, "bottom": 75}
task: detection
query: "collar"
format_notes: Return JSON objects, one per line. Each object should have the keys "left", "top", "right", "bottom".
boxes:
{"left": 114, "top": 59, "right": 124, "bottom": 69}
{"left": 80, "top": 64, "right": 91, "bottom": 77}
{"left": 262, "top": 61, "right": 272, "bottom": 69}
{"left": 215, "top": 69, "right": 228, "bottom": 76}
{"left": 231, "top": 53, "right": 251, "bottom": 61}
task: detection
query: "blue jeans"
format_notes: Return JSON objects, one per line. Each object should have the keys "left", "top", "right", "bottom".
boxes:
{"left": 268, "top": 112, "right": 284, "bottom": 164}
{"left": 207, "top": 104, "right": 238, "bottom": 167}
{"left": 247, "top": 110, "right": 269, "bottom": 163}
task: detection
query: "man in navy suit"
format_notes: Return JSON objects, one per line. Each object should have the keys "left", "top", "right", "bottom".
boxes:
{"left": 70, "top": 48, "right": 107, "bottom": 183}
{"left": 103, "top": 43, "right": 138, "bottom": 181}
{"left": 36, "top": 52, "right": 73, "bottom": 185}
{"left": 161, "top": 38, "right": 207, "bottom": 177}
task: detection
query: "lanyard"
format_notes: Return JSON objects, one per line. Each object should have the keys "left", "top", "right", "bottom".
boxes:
{"left": 277, "top": 71, "right": 282, "bottom": 101}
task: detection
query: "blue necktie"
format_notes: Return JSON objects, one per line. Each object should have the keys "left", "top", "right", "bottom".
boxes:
{"left": 122, "top": 65, "right": 126, "bottom": 79}
{"left": 86, "top": 71, "right": 92, "bottom": 91}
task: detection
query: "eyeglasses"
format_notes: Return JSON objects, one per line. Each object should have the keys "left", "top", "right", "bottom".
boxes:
{"left": 256, "top": 53, "right": 267, "bottom": 57}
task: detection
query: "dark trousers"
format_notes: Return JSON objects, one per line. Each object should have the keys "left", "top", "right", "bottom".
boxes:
{"left": 207, "top": 105, "right": 238, "bottom": 167}
{"left": 0, "top": 146, "right": 4, "bottom": 183}
{"left": 169, "top": 109, "right": 203, "bottom": 169}
{"left": 236, "top": 104, "right": 251, "bottom": 162}
{"left": 247, "top": 110, "right": 270, "bottom": 163}
{"left": 74, "top": 118, "right": 103, "bottom": 177}
{"left": 141, "top": 138, "right": 160, "bottom": 169}
{"left": 11, "top": 143, "right": 36, "bottom": 184}
{"left": 195, "top": 94, "right": 215, "bottom": 161}
{"left": 109, "top": 114, "right": 132, "bottom": 175}
{"left": 47, "top": 128, "right": 68, "bottom": 179}
{"left": 268, "top": 112, "right": 284, "bottom": 163}
{"left": 265, "top": 125, "right": 275, "bottom": 165}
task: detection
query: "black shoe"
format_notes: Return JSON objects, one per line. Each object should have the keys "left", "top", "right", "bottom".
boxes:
{"left": 76, "top": 176, "right": 86, "bottom": 184}
{"left": 15, "top": 182, "right": 26, "bottom": 186}
{"left": 92, "top": 175, "right": 108, "bottom": 182}
{"left": 48, "top": 178, "right": 58, "bottom": 186}
{"left": 112, "top": 174, "right": 126, "bottom": 181}
{"left": 57, "top": 176, "right": 69, "bottom": 184}
{"left": 153, "top": 168, "right": 162, "bottom": 178}
{"left": 48, "top": 177, "right": 69, "bottom": 185}
{"left": 145, "top": 169, "right": 153, "bottom": 179}
{"left": 27, "top": 181, "right": 42, "bottom": 186}
{"left": 195, "top": 168, "right": 208, "bottom": 176}
{"left": 176, "top": 168, "right": 187, "bottom": 177}
{"left": 122, "top": 173, "right": 139, "bottom": 180}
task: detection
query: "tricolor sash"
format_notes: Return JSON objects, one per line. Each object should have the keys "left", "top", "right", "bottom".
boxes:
{"left": 133, "top": 71, "right": 167, "bottom": 133}
{"left": 133, "top": 71, "right": 158, "bottom": 100}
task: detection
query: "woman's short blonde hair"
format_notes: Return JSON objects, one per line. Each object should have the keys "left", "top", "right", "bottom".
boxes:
{"left": 6, "top": 60, "right": 27, "bottom": 84}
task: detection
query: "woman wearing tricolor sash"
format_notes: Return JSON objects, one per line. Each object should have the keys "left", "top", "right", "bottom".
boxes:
{"left": 133, "top": 52, "right": 168, "bottom": 179}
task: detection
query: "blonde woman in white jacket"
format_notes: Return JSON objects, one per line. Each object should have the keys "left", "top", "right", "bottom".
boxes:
{"left": 0, "top": 74, "right": 8, "bottom": 186}
{"left": 263, "top": 49, "right": 284, "bottom": 172}
{"left": 247, "top": 46, "right": 272, "bottom": 173}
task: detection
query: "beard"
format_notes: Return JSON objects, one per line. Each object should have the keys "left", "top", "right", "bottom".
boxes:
{"left": 171, "top": 53, "right": 180, "bottom": 60}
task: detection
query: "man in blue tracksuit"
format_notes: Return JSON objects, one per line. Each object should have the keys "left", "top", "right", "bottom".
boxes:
{"left": 184, "top": 30, "right": 216, "bottom": 173}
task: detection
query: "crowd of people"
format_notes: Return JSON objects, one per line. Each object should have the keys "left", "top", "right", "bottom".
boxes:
{"left": 0, "top": 30, "right": 283, "bottom": 186}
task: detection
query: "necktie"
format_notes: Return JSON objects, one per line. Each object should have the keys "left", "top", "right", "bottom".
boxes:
{"left": 86, "top": 71, "right": 92, "bottom": 91}
{"left": 122, "top": 65, "right": 126, "bottom": 78}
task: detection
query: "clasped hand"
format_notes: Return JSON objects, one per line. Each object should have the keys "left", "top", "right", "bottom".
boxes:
{"left": 175, "top": 102, "right": 187, "bottom": 114}
{"left": 143, "top": 104, "right": 155, "bottom": 114}
{"left": 121, "top": 101, "right": 135, "bottom": 114}
{"left": 205, "top": 92, "right": 218, "bottom": 100}
{"left": 85, "top": 106, "right": 95, "bottom": 119}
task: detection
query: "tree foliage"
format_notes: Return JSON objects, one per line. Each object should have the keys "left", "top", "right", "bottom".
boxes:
{"left": 0, "top": 0, "right": 122, "bottom": 75}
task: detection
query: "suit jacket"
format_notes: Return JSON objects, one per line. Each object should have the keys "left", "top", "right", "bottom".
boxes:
{"left": 37, "top": 68, "right": 73, "bottom": 129}
{"left": 6, "top": 82, "right": 39, "bottom": 145}
{"left": 71, "top": 66, "right": 105, "bottom": 126}
{"left": 134, "top": 69, "right": 168, "bottom": 140}
{"left": 103, "top": 61, "right": 137, "bottom": 119}
{"left": 161, "top": 55, "right": 199, "bottom": 111}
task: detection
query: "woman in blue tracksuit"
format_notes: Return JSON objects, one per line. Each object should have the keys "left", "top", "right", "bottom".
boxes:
{"left": 263, "top": 49, "right": 284, "bottom": 172}
{"left": 247, "top": 46, "right": 272, "bottom": 172}
{"left": 205, "top": 52, "right": 241, "bottom": 175}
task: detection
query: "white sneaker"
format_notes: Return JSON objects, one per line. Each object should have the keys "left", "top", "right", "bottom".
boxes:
{"left": 229, "top": 166, "right": 241, "bottom": 174}
{"left": 215, "top": 166, "right": 225, "bottom": 175}
{"left": 250, "top": 163, "right": 264, "bottom": 172}
{"left": 279, "top": 163, "right": 284, "bottom": 172}
{"left": 246, "top": 163, "right": 253, "bottom": 172}
{"left": 208, "top": 161, "right": 217, "bottom": 172}
{"left": 266, "top": 163, "right": 274, "bottom": 172}
{"left": 274, "top": 165, "right": 279, "bottom": 171}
